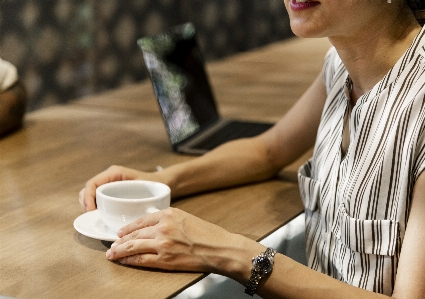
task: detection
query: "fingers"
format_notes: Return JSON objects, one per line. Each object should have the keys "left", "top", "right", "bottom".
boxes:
{"left": 106, "top": 225, "right": 160, "bottom": 267}
{"left": 117, "top": 254, "right": 157, "bottom": 268}
{"left": 116, "top": 222, "right": 158, "bottom": 245}
{"left": 106, "top": 210, "right": 170, "bottom": 266}
{"left": 106, "top": 211, "right": 163, "bottom": 262}
{"left": 79, "top": 184, "right": 97, "bottom": 212}
{"left": 78, "top": 165, "right": 142, "bottom": 212}
{"left": 106, "top": 238, "right": 157, "bottom": 261}
{"left": 117, "top": 209, "right": 163, "bottom": 238}
{"left": 78, "top": 187, "right": 93, "bottom": 211}
{"left": 106, "top": 238, "right": 166, "bottom": 269}
{"left": 78, "top": 184, "right": 97, "bottom": 212}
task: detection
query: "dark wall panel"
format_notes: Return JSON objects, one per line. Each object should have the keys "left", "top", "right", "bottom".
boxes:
{"left": 0, "top": 0, "right": 292, "bottom": 110}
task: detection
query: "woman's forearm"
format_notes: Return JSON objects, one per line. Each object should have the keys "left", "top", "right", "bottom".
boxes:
{"left": 155, "top": 73, "right": 327, "bottom": 199}
{"left": 160, "top": 136, "right": 281, "bottom": 198}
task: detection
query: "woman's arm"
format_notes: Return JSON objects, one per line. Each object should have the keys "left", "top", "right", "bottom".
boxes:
{"left": 164, "top": 72, "right": 327, "bottom": 198}
{"left": 106, "top": 165, "right": 425, "bottom": 299}
{"left": 0, "top": 80, "right": 27, "bottom": 136}
{"left": 80, "top": 72, "right": 327, "bottom": 211}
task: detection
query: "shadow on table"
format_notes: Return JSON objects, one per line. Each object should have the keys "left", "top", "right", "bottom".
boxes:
{"left": 73, "top": 231, "right": 113, "bottom": 252}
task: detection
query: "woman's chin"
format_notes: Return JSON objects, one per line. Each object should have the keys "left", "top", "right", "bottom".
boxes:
{"left": 290, "top": 23, "right": 326, "bottom": 39}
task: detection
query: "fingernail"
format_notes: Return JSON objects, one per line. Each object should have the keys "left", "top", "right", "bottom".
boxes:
{"left": 106, "top": 249, "right": 111, "bottom": 259}
{"left": 111, "top": 242, "right": 117, "bottom": 247}
{"left": 117, "top": 229, "right": 123, "bottom": 236}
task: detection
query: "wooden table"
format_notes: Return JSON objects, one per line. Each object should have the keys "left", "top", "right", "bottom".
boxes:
{"left": 0, "top": 37, "right": 331, "bottom": 299}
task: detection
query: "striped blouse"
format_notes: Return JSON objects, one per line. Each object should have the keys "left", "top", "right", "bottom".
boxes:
{"left": 298, "top": 26, "right": 425, "bottom": 295}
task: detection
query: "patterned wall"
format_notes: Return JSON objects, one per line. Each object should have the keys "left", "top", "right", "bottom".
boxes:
{"left": 0, "top": 0, "right": 292, "bottom": 111}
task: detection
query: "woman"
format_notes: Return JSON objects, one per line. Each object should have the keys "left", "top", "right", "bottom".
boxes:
{"left": 79, "top": 0, "right": 425, "bottom": 298}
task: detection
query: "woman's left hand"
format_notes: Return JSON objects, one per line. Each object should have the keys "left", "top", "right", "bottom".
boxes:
{"left": 106, "top": 207, "right": 259, "bottom": 277}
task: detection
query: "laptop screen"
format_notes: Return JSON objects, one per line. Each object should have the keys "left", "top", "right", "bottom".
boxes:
{"left": 138, "top": 23, "right": 219, "bottom": 145}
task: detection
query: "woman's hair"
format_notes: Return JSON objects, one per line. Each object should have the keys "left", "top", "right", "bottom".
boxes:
{"left": 408, "top": 0, "right": 425, "bottom": 25}
{"left": 408, "top": 0, "right": 425, "bottom": 10}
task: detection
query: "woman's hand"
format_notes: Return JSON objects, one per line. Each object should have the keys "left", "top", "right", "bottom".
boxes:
{"left": 78, "top": 165, "right": 164, "bottom": 212}
{"left": 105, "top": 207, "right": 263, "bottom": 279}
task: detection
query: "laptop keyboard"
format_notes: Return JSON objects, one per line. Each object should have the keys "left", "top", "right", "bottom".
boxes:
{"left": 194, "top": 121, "right": 272, "bottom": 150}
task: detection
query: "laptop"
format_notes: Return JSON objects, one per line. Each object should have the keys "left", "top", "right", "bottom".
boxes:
{"left": 137, "top": 22, "right": 274, "bottom": 155}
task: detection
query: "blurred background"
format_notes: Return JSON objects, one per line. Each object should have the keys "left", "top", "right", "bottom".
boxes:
{"left": 0, "top": 0, "right": 293, "bottom": 112}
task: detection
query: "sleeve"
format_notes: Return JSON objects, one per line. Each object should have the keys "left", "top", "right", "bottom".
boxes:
{"left": 0, "top": 58, "right": 18, "bottom": 92}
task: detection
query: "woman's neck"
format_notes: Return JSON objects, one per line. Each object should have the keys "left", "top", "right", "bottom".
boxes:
{"left": 329, "top": 10, "right": 421, "bottom": 104}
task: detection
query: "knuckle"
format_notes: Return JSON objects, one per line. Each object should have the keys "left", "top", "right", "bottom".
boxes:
{"left": 123, "top": 240, "right": 136, "bottom": 253}
{"left": 160, "top": 254, "right": 173, "bottom": 264}
{"left": 162, "top": 207, "right": 177, "bottom": 219}
{"left": 134, "top": 218, "right": 146, "bottom": 228}
{"left": 157, "top": 223, "right": 172, "bottom": 235}
{"left": 159, "top": 238, "right": 173, "bottom": 250}
{"left": 158, "top": 250, "right": 176, "bottom": 266}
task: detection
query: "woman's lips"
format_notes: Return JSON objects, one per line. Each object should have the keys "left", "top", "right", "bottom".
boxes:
{"left": 290, "top": 0, "right": 320, "bottom": 11}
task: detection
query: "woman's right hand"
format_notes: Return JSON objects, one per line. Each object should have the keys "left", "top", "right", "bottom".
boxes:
{"left": 78, "top": 165, "right": 164, "bottom": 212}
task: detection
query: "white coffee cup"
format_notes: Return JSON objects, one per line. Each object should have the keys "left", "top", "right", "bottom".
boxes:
{"left": 96, "top": 180, "right": 171, "bottom": 233}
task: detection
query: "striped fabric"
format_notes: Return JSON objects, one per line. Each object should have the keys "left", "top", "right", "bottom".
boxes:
{"left": 298, "top": 26, "right": 425, "bottom": 295}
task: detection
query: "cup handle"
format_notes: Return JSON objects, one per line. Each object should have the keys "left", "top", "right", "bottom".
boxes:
{"left": 146, "top": 207, "right": 160, "bottom": 214}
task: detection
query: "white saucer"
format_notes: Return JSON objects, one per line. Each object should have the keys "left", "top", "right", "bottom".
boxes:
{"left": 73, "top": 210, "right": 118, "bottom": 241}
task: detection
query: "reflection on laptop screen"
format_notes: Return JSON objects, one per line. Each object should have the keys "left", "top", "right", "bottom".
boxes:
{"left": 138, "top": 23, "right": 219, "bottom": 145}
